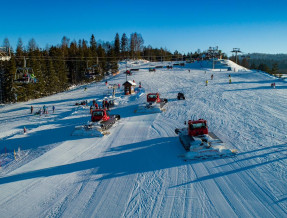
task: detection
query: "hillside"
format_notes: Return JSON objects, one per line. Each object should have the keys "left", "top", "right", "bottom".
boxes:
{"left": 0, "top": 60, "right": 286, "bottom": 217}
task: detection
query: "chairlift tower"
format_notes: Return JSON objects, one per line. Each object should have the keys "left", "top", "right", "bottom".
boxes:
{"left": 0, "top": 47, "right": 11, "bottom": 103}
{"left": 108, "top": 84, "right": 118, "bottom": 99}
{"left": 231, "top": 48, "right": 241, "bottom": 64}
{"left": 208, "top": 46, "right": 219, "bottom": 69}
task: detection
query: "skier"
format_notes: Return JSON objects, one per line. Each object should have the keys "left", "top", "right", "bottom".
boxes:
{"left": 118, "top": 84, "right": 120, "bottom": 89}
{"left": 84, "top": 87, "right": 87, "bottom": 91}
{"left": 139, "top": 81, "right": 142, "bottom": 88}
{"left": 52, "top": 105, "right": 55, "bottom": 113}
{"left": 102, "top": 99, "right": 106, "bottom": 109}
{"left": 43, "top": 105, "right": 46, "bottom": 114}
{"left": 105, "top": 80, "right": 108, "bottom": 86}
{"left": 106, "top": 101, "right": 110, "bottom": 111}
{"left": 95, "top": 102, "right": 99, "bottom": 109}
{"left": 211, "top": 74, "right": 214, "bottom": 80}
{"left": 90, "top": 105, "right": 93, "bottom": 114}
{"left": 188, "top": 69, "right": 190, "bottom": 72}
{"left": 30, "top": 106, "right": 33, "bottom": 114}
{"left": 229, "top": 75, "right": 232, "bottom": 84}
{"left": 205, "top": 80, "right": 208, "bottom": 86}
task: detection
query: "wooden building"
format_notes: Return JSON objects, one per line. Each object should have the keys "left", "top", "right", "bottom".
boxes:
{"left": 122, "top": 80, "right": 136, "bottom": 95}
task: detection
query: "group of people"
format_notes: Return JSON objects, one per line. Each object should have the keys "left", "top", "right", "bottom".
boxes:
{"left": 30, "top": 105, "right": 55, "bottom": 115}
{"left": 205, "top": 74, "right": 231, "bottom": 86}
{"left": 271, "top": 83, "right": 276, "bottom": 88}
{"left": 90, "top": 98, "right": 111, "bottom": 113}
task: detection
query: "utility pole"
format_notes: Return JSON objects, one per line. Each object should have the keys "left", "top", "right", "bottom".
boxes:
{"left": 231, "top": 48, "right": 241, "bottom": 64}
{"left": 208, "top": 46, "right": 219, "bottom": 69}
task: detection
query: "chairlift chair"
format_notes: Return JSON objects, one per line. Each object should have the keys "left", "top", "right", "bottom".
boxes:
{"left": 14, "top": 57, "right": 37, "bottom": 84}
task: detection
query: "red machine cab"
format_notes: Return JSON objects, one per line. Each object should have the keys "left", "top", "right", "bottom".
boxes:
{"left": 147, "top": 93, "right": 160, "bottom": 103}
{"left": 92, "top": 109, "right": 110, "bottom": 122}
{"left": 188, "top": 119, "right": 208, "bottom": 136}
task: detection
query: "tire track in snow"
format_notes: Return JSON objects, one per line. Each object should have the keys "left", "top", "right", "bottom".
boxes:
{"left": 207, "top": 153, "right": 287, "bottom": 216}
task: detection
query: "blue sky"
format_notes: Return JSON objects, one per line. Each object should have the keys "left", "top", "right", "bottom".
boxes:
{"left": 1, "top": 0, "right": 287, "bottom": 55}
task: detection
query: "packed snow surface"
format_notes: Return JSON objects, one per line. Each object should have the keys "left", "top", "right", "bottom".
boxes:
{"left": 0, "top": 60, "right": 287, "bottom": 217}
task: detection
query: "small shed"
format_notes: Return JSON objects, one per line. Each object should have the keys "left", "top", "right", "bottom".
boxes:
{"left": 123, "top": 80, "right": 136, "bottom": 95}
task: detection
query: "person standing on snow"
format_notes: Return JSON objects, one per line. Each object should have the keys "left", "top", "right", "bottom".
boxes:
{"left": 52, "top": 105, "right": 55, "bottom": 113}
{"left": 30, "top": 106, "right": 33, "bottom": 114}
{"left": 211, "top": 74, "right": 214, "bottom": 80}
{"left": 43, "top": 105, "right": 46, "bottom": 114}
{"left": 205, "top": 80, "right": 208, "bottom": 86}
{"left": 90, "top": 105, "right": 93, "bottom": 114}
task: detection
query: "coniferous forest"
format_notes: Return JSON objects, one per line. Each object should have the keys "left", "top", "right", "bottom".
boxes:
{"left": 0, "top": 32, "right": 182, "bottom": 103}
{"left": 3, "top": 32, "right": 284, "bottom": 104}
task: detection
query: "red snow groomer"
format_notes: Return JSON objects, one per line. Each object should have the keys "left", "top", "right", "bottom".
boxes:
{"left": 147, "top": 93, "right": 168, "bottom": 109}
{"left": 73, "top": 108, "right": 120, "bottom": 136}
{"left": 147, "top": 93, "right": 167, "bottom": 104}
{"left": 175, "top": 119, "right": 237, "bottom": 159}
{"left": 135, "top": 93, "right": 168, "bottom": 113}
{"left": 125, "top": 70, "right": 132, "bottom": 76}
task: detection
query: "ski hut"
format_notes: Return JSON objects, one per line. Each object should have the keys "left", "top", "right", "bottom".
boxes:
{"left": 123, "top": 80, "right": 136, "bottom": 95}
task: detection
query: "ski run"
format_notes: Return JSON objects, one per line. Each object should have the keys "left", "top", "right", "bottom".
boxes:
{"left": 0, "top": 60, "right": 287, "bottom": 217}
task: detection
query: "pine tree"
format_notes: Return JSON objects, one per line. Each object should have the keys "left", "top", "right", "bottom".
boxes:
{"left": 250, "top": 63, "right": 257, "bottom": 69}
{"left": 121, "top": 33, "right": 128, "bottom": 59}
{"left": 15, "top": 38, "right": 25, "bottom": 69}
{"left": 49, "top": 46, "right": 68, "bottom": 90}
{"left": 3, "top": 55, "right": 16, "bottom": 102}
{"left": 27, "top": 39, "right": 45, "bottom": 98}
{"left": 107, "top": 44, "right": 118, "bottom": 73}
{"left": 271, "top": 63, "right": 279, "bottom": 75}
{"left": 241, "top": 58, "right": 249, "bottom": 68}
{"left": 114, "top": 33, "right": 120, "bottom": 59}
{"left": 45, "top": 57, "right": 59, "bottom": 94}
{"left": 68, "top": 40, "right": 78, "bottom": 84}
{"left": 258, "top": 63, "right": 270, "bottom": 73}
{"left": 97, "top": 44, "right": 106, "bottom": 77}
{"left": 90, "top": 34, "right": 98, "bottom": 68}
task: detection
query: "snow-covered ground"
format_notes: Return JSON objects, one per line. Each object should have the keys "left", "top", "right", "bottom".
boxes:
{"left": 0, "top": 60, "right": 287, "bottom": 217}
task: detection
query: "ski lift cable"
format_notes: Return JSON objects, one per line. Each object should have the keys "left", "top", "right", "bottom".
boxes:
{"left": 14, "top": 54, "right": 188, "bottom": 60}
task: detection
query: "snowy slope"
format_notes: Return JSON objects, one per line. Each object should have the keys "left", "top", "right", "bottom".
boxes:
{"left": 0, "top": 60, "right": 287, "bottom": 217}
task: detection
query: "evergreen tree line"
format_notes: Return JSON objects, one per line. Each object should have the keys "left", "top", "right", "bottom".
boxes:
{"left": 229, "top": 54, "right": 286, "bottom": 76}
{"left": 0, "top": 32, "right": 184, "bottom": 103}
